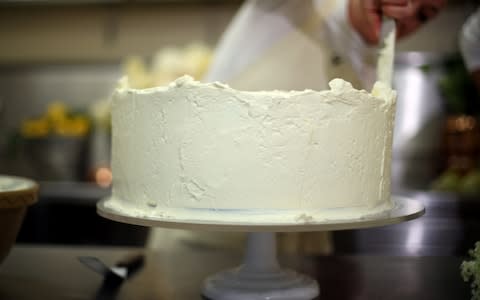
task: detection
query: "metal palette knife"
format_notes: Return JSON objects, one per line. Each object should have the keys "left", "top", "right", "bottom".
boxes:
{"left": 377, "top": 18, "right": 397, "bottom": 88}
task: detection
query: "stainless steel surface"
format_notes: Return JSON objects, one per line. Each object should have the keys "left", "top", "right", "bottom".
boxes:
{"left": 97, "top": 196, "right": 424, "bottom": 232}
{"left": 392, "top": 52, "right": 449, "bottom": 190}
{"left": 24, "top": 136, "right": 89, "bottom": 181}
{"left": 78, "top": 255, "right": 142, "bottom": 279}
{"left": 78, "top": 256, "right": 112, "bottom": 276}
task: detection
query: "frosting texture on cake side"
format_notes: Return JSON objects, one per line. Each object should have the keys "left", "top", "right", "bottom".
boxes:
{"left": 106, "top": 75, "right": 396, "bottom": 222}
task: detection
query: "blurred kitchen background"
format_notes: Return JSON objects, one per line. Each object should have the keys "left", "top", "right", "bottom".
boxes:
{"left": 1, "top": 0, "right": 480, "bottom": 255}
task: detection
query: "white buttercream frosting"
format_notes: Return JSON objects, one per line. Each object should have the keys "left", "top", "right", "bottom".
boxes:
{"left": 106, "top": 75, "right": 396, "bottom": 223}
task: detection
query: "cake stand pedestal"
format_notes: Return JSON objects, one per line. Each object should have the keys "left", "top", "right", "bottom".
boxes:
{"left": 202, "top": 232, "right": 319, "bottom": 300}
{"left": 97, "top": 196, "right": 424, "bottom": 300}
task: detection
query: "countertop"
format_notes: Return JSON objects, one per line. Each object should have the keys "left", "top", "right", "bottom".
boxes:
{"left": 0, "top": 244, "right": 471, "bottom": 300}
{"left": 17, "top": 186, "right": 480, "bottom": 256}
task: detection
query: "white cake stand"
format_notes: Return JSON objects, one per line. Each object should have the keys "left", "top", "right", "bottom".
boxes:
{"left": 97, "top": 196, "right": 424, "bottom": 300}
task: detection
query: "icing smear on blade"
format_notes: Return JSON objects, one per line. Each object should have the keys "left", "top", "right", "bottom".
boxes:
{"left": 371, "top": 81, "right": 397, "bottom": 104}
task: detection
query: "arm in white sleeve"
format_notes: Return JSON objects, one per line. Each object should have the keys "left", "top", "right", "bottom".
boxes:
{"left": 204, "top": 0, "right": 345, "bottom": 84}
{"left": 203, "top": 0, "right": 294, "bottom": 82}
{"left": 460, "top": 7, "right": 480, "bottom": 72}
{"left": 204, "top": 0, "right": 378, "bottom": 89}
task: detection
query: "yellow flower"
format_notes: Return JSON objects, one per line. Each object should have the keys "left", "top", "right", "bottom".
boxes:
{"left": 46, "top": 102, "right": 67, "bottom": 123}
{"left": 54, "top": 116, "right": 90, "bottom": 137}
{"left": 20, "top": 118, "right": 49, "bottom": 138}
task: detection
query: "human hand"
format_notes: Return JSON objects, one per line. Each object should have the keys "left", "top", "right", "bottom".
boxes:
{"left": 349, "top": 0, "right": 446, "bottom": 45}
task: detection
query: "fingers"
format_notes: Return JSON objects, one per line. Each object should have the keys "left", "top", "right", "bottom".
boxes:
{"left": 382, "top": 0, "right": 445, "bottom": 20}
{"left": 362, "top": 0, "right": 381, "bottom": 12}
{"left": 350, "top": 0, "right": 446, "bottom": 44}
{"left": 362, "top": 0, "right": 383, "bottom": 43}
{"left": 386, "top": 0, "right": 445, "bottom": 39}
{"left": 382, "top": 1, "right": 420, "bottom": 19}
{"left": 381, "top": 0, "right": 408, "bottom": 5}
{"left": 396, "top": 16, "right": 422, "bottom": 38}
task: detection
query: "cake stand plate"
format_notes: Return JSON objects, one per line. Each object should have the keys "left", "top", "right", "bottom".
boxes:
{"left": 97, "top": 196, "right": 424, "bottom": 232}
{"left": 97, "top": 196, "right": 424, "bottom": 300}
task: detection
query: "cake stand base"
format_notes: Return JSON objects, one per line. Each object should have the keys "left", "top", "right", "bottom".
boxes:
{"left": 202, "top": 232, "right": 319, "bottom": 300}
{"left": 97, "top": 197, "right": 425, "bottom": 299}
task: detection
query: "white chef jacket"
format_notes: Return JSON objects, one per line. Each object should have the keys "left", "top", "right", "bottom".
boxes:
{"left": 460, "top": 7, "right": 480, "bottom": 72}
{"left": 204, "top": 0, "right": 377, "bottom": 90}
{"left": 148, "top": 0, "right": 378, "bottom": 254}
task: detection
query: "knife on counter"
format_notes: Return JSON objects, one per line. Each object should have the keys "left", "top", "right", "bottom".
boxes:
{"left": 78, "top": 254, "right": 144, "bottom": 300}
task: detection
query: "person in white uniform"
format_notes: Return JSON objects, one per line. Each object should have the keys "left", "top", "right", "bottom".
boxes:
{"left": 460, "top": 6, "right": 480, "bottom": 92}
{"left": 205, "top": 0, "right": 446, "bottom": 90}
{"left": 147, "top": 0, "right": 446, "bottom": 254}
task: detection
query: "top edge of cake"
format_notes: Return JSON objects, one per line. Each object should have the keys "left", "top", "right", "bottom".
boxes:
{"left": 115, "top": 75, "right": 396, "bottom": 105}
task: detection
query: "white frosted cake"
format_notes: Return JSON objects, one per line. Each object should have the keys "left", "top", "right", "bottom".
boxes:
{"left": 105, "top": 75, "right": 396, "bottom": 223}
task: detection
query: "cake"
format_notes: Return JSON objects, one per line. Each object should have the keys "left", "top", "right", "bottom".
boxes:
{"left": 105, "top": 75, "right": 396, "bottom": 223}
